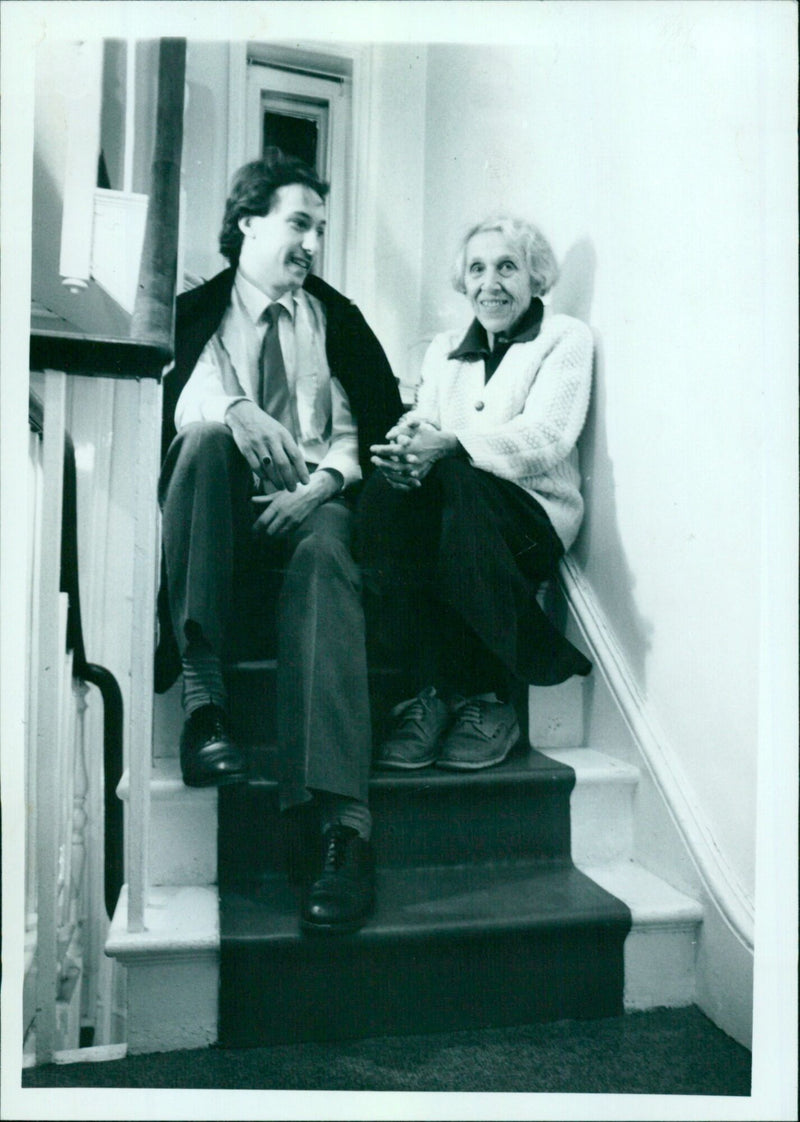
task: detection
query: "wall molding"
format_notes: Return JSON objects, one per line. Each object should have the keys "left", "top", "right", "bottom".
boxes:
{"left": 560, "top": 553, "right": 755, "bottom": 953}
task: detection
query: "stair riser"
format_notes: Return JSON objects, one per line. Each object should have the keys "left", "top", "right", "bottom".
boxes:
{"left": 218, "top": 768, "right": 574, "bottom": 881}
{"left": 158, "top": 672, "right": 581, "bottom": 758}
{"left": 528, "top": 678, "right": 585, "bottom": 748}
{"left": 372, "top": 780, "right": 571, "bottom": 867}
{"left": 126, "top": 956, "right": 218, "bottom": 1053}
{"left": 149, "top": 799, "right": 217, "bottom": 887}
{"left": 141, "top": 771, "right": 638, "bottom": 885}
{"left": 623, "top": 925, "right": 699, "bottom": 1010}
{"left": 569, "top": 783, "right": 636, "bottom": 866}
{"left": 140, "top": 768, "right": 638, "bottom": 886}
{"left": 226, "top": 665, "right": 417, "bottom": 750}
{"left": 219, "top": 924, "right": 626, "bottom": 1047}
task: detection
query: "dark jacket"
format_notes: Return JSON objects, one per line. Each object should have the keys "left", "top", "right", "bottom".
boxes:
{"left": 155, "top": 267, "right": 403, "bottom": 691}
{"left": 161, "top": 266, "right": 403, "bottom": 475}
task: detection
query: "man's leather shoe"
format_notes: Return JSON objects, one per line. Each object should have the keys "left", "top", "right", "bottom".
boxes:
{"left": 180, "top": 704, "right": 247, "bottom": 788}
{"left": 301, "top": 825, "right": 375, "bottom": 934}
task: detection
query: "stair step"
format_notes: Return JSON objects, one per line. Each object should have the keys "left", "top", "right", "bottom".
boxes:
{"left": 119, "top": 747, "right": 642, "bottom": 888}
{"left": 117, "top": 760, "right": 218, "bottom": 886}
{"left": 578, "top": 861, "right": 702, "bottom": 1010}
{"left": 103, "top": 857, "right": 701, "bottom": 1051}
{"left": 538, "top": 747, "right": 639, "bottom": 865}
{"left": 155, "top": 666, "right": 584, "bottom": 757}
{"left": 219, "top": 747, "right": 575, "bottom": 882}
{"left": 219, "top": 859, "right": 630, "bottom": 1046}
{"left": 105, "top": 884, "right": 218, "bottom": 1054}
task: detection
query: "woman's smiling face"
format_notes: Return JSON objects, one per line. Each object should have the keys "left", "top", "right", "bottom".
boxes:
{"left": 463, "top": 229, "right": 533, "bottom": 339}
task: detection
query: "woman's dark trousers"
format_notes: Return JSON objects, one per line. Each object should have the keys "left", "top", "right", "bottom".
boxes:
{"left": 355, "top": 457, "right": 591, "bottom": 699}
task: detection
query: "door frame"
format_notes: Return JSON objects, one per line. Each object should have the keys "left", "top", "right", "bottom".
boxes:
{"left": 226, "top": 41, "right": 377, "bottom": 306}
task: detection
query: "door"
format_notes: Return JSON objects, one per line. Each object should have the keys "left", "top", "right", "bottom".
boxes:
{"left": 245, "top": 62, "right": 350, "bottom": 291}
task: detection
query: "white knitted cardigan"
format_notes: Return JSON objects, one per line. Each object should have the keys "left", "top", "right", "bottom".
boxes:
{"left": 409, "top": 312, "right": 594, "bottom": 551}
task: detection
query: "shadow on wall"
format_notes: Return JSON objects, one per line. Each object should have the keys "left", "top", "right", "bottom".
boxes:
{"left": 550, "top": 237, "right": 597, "bottom": 325}
{"left": 373, "top": 210, "right": 429, "bottom": 391}
{"left": 552, "top": 238, "right": 653, "bottom": 687}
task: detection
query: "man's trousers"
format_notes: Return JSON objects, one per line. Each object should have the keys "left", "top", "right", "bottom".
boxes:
{"left": 159, "top": 422, "right": 372, "bottom": 809}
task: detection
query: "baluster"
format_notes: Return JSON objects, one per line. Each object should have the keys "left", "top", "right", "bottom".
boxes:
{"left": 126, "top": 377, "right": 160, "bottom": 931}
{"left": 24, "top": 430, "right": 45, "bottom": 1044}
{"left": 34, "top": 371, "right": 67, "bottom": 1064}
{"left": 25, "top": 433, "right": 44, "bottom": 926}
{"left": 69, "top": 681, "right": 90, "bottom": 1039}
{"left": 55, "top": 624, "right": 75, "bottom": 1047}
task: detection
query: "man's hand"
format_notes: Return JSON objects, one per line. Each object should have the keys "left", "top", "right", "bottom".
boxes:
{"left": 251, "top": 470, "right": 339, "bottom": 539}
{"left": 226, "top": 399, "right": 310, "bottom": 491}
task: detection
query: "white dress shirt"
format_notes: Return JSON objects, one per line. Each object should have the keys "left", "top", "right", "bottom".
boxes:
{"left": 174, "top": 271, "right": 361, "bottom": 488}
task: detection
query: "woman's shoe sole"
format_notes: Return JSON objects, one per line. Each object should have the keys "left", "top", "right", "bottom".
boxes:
{"left": 374, "top": 754, "right": 437, "bottom": 770}
{"left": 435, "top": 731, "right": 519, "bottom": 771}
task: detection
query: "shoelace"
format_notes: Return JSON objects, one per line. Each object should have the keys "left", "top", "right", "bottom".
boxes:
{"left": 399, "top": 697, "right": 430, "bottom": 726}
{"left": 455, "top": 700, "right": 484, "bottom": 728}
{"left": 322, "top": 827, "right": 354, "bottom": 873}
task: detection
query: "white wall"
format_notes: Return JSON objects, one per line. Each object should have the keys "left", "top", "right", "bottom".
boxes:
{"left": 182, "top": 41, "right": 232, "bottom": 284}
{"left": 175, "top": 19, "right": 794, "bottom": 917}
{"left": 352, "top": 45, "right": 428, "bottom": 392}
{"left": 31, "top": 40, "right": 129, "bottom": 337}
{"left": 413, "top": 4, "right": 795, "bottom": 913}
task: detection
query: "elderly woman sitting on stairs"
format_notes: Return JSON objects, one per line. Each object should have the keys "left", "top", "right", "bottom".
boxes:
{"left": 356, "top": 215, "right": 593, "bottom": 771}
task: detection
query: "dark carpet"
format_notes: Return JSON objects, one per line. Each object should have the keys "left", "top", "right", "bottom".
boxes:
{"left": 23, "top": 1006, "right": 751, "bottom": 1095}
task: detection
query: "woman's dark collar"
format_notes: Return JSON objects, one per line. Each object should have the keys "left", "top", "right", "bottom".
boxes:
{"left": 448, "top": 298, "right": 544, "bottom": 361}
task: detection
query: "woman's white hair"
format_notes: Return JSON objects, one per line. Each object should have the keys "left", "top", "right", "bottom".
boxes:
{"left": 450, "top": 215, "right": 559, "bottom": 298}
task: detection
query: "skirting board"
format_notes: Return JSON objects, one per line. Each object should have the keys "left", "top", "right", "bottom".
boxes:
{"left": 559, "top": 553, "right": 755, "bottom": 1047}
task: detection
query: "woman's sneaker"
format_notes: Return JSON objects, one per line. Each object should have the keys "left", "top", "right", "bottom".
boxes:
{"left": 375, "top": 686, "right": 452, "bottom": 769}
{"left": 436, "top": 694, "right": 520, "bottom": 770}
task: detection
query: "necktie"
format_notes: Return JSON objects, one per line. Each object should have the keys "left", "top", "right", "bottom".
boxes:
{"left": 258, "top": 303, "right": 297, "bottom": 438}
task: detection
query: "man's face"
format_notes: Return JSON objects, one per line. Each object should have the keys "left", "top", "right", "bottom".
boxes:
{"left": 238, "top": 183, "right": 327, "bottom": 298}
{"left": 463, "top": 229, "right": 533, "bottom": 338}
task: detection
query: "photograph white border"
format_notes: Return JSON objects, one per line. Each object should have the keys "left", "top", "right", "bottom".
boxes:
{"left": 2, "top": 2, "right": 797, "bottom": 1119}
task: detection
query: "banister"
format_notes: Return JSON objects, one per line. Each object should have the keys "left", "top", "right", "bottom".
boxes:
{"left": 31, "top": 395, "right": 126, "bottom": 920}
{"left": 60, "top": 428, "right": 124, "bottom": 917}
{"left": 29, "top": 332, "right": 170, "bottom": 381}
{"left": 30, "top": 37, "right": 186, "bottom": 940}
{"left": 81, "top": 663, "right": 123, "bottom": 918}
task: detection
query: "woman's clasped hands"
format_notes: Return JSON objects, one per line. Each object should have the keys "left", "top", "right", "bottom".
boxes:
{"left": 371, "top": 417, "right": 459, "bottom": 491}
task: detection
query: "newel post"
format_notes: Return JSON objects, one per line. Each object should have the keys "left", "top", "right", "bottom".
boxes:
{"left": 126, "top": 38, "right": 186, "bottom": 933}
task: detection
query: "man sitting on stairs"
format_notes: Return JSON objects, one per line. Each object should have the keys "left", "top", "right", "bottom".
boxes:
{"left": 157, "top": 149, "right": 402, "bottom": 933}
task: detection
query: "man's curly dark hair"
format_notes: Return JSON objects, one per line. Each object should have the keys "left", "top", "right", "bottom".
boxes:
{"left": 218, "top": 147, "right": 330, "bottom": 266}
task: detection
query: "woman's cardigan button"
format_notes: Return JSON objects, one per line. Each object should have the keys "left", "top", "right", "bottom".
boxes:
{"left": 474, "top": 400, "right": 485, "bottom": 411}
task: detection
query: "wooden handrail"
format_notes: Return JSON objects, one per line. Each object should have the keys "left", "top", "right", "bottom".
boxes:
{"left": 59, "top": 424, "right": 125, "bottom": 917}
{"left": 29, "top": 333, "right": 169, "bottom": 381}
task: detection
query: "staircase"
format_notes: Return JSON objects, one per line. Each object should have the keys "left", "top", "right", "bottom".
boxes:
{"left": 108, "top": 663, "right": 702, "bottom": 1054}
